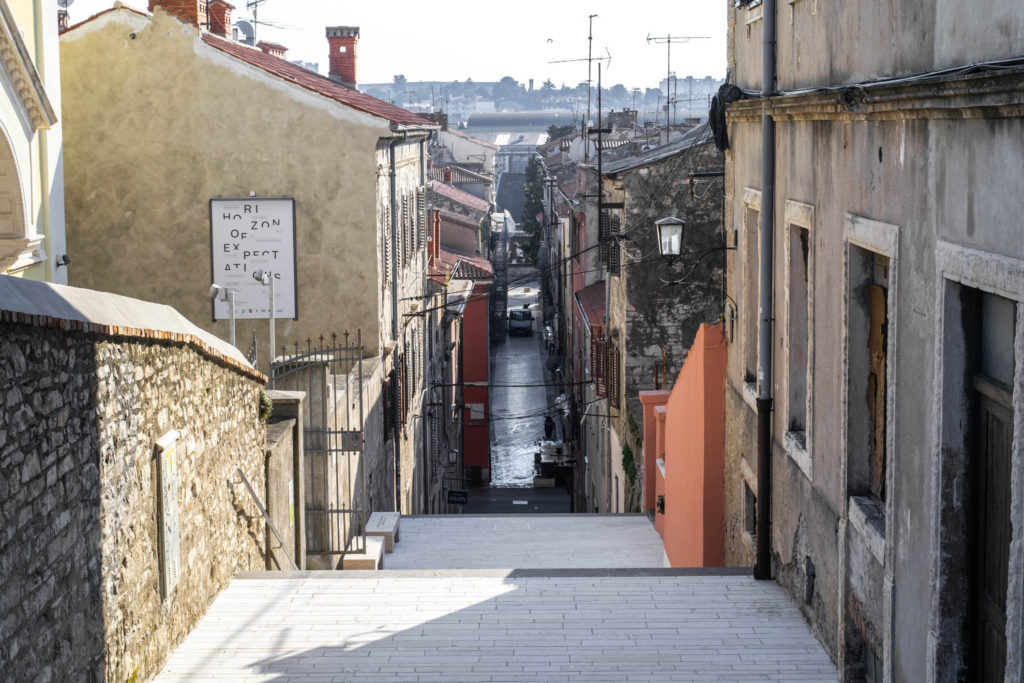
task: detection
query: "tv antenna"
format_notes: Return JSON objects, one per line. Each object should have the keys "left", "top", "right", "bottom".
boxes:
{"left": 246, "top": 0, "right": 267, "bottom": 41}
{"left": 57, "top": 0, "right": 74, "bottom": 30}
{"left": 547, "top": 15, "right": 610, "bottom": 161}
{"left": 647, "top": 33, "right": 709, "bottom": 140}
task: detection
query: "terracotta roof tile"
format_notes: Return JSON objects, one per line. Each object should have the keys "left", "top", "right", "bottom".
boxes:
{"left": 430, "top": 180, "right": 490, "bottom": 213}
{"left": 201, "top": 34, "right": 435, "bottom": 127}
{"left": 576, "top": 282, "right": 606, "bottom": 330}
{"left": 428, "top": 248, "right": 494, "bottom": 283}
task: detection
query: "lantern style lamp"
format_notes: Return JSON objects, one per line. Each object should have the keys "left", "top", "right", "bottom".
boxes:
{"left": 655, "top": 217, "right": 685, "bottom": 257}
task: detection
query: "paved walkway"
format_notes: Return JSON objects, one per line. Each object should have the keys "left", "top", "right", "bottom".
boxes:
{"left": 155, "top": 516, "right": 838, "bottom": 681}
{"left": 156, "top": 572, "right": 836, "bottom": 682}
{"left": 388, "top": 515, "right": 666, "bottom": 569}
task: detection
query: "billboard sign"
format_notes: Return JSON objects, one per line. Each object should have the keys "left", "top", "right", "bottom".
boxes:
{"left": 210, "top": 197, "right": 297, "bottom": 320}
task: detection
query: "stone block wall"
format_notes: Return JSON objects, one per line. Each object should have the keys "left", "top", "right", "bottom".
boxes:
{"left": 1, "top": 319, "right": 267, "bottom": 682}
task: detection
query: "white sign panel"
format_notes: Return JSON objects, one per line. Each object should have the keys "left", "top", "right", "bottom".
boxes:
{"left": 210, "top": 197, "right": 297, "bottom": 320}
{"left": 155, "top": 430, "right": 180, "bottom": 600}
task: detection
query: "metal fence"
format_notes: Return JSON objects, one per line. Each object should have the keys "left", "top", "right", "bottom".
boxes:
{"left": 271, "top": 332, "right": 367, "bottom": 565}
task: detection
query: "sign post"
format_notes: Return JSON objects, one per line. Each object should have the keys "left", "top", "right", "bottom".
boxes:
{"left": 210, "top": 197, "right": 297, "bottom": 321}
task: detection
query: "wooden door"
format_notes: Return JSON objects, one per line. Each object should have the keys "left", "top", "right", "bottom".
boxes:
{"left": 970, "top": 375, "right": 1013, "bottom": 682}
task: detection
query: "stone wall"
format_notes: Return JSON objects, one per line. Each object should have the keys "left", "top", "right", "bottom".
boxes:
{"left": 0, "top": 318, "right": 268, "bottom": 682}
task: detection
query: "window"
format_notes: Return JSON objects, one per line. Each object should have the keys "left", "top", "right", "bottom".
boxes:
{"left": 741, "top": 190, "right": 761, "bottom": 387}
{"left": 847, "top": 246, "right": 890, "bottom": 501}
{"left": 787, "top": 227, "right": 810, "bottom": 432}
{"left": 784, "top": 200, "right": 814, "bottom": 478}
{"left": 744, "top": 481, "right": 757, "bottom": 538}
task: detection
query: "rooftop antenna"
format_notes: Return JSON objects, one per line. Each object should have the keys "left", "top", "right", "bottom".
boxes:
{"left": 246, "top": 0, "right": 266, "bottom": 41}
{"left": 646, "top": 33, "right": 708, "bottom": 144}
{"left": 547, "top": 15, "right": 611, "bottom": 162}
{"left": 57, "top": 0, "right": 74, "bottom": 30}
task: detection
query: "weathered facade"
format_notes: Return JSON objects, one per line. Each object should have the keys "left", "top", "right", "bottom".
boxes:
{"left": 601, "top": 133, "right": 726, "bottom": 515}
{"left": 723, "top": 2, "right": 1024, "bottom": 681}
{"left": 0, "top": 275, "right": 269, "bottom": 682}
{"left": 60, "top": 4, "right": 434, "bottom": 360}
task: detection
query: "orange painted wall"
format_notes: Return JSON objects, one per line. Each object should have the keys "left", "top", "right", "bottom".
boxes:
{"left": 639, "top": 390, "right": 669, "bottom": 514}
{"left": 659, "top": 322, "right": 727, "bottom": 568}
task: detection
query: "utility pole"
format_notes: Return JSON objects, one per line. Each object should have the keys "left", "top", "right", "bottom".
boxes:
{"left": 548, "top": 18, "right": 610, "bottom": 163}
{"left": 646, "top": 33, "right": 709, "bottom": 144}
{"left": 246, "top": 0, "right": 266, "bottom": 41}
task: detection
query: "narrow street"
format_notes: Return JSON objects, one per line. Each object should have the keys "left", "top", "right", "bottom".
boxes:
{"left": 466, "top": 274, "right": 571, "bottom": 513}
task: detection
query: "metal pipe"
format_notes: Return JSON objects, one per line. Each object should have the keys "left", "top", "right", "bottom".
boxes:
{"left": 754, "top": 0, "right": 777, "bottom": 582}
{"left": 228, "top": 289, "right": 236, "bottom": 347}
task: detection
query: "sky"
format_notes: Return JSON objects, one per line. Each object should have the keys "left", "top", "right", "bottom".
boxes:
{"left": 68, "top": 1, "right": 726, "bottom": 90}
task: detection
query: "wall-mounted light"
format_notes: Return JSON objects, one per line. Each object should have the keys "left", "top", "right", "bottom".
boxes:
{"left": 55, "top": 254, "right": 70, "bottom": 268}
{"left": 655, "top": 217, "right": 685, "bottom": 257}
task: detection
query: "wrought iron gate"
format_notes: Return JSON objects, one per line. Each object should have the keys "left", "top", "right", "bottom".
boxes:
{"left": 271, "top": 332, "right": 367, "bottom": 565}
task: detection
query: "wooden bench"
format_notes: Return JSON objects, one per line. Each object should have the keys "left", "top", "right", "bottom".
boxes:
{"left": 341, "top": 535, "right": 385, "bottom": 570}
{"left": 366, "top": 512, "right": 400, "bottom": 553}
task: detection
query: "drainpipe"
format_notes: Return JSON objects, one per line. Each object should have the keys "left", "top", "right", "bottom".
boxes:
{"left": 388, "top": 131, "right": 407, "bottom": 512}
{"left": 754, "top": 0, "right": 777, "bottom": 581}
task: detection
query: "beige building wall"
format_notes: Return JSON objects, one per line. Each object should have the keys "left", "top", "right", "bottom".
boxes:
{"left": 60, "top": 8, "right": 389, "bottom": 356}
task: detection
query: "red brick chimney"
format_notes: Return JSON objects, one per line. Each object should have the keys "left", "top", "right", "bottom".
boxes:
{"left": 148, "top": 0, "right": 207, "bottom": 29}
{"left": 326, "top": 26, "right": 359, "bottom": 88}
{"left": 208, "top": 0, "right": 234, "bottom": 37}
{"left": 257, "top": 41, "right": 288, "bottom": 59}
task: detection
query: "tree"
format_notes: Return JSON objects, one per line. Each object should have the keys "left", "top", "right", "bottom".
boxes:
{"left": 541, "top": 79, "right": 556, "bottom": 91}
{"left": 393, "top": 74, "right": 407, "bottom": 87}
{"left": 520, "top": 157, "right": 545, "bottom": 265}
{"left": 546, "top": 124, "right": 575, "bottom": 140}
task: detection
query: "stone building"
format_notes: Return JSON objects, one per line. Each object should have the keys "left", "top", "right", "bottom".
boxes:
{"left": 722, "top": 2, "right": 1024, "bottom": 680}
{"left": 599, "top": 130, "right": 725, "bottom": 515}
{"left": 0, "top": 0, "right": 65, "bottom": 282}
{"left": 0, "top": 275, "right": 274, "bottom": 681}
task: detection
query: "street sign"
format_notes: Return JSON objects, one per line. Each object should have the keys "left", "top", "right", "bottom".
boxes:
{"left": 447, "top": 490, "right": 468, "bottom": 505}
{"left": 210, "top": 197, "right": 297, "bottom": 320}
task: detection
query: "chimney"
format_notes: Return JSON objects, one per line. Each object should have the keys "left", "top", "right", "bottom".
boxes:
{"left": 148, "top": 0, "right": 207, "bottom": 29}
{"left": 208, "top": 0, "right": 234, "bottom": 37}
{"left": 257, "top": 41, "right": 288, "bottom": 59}
{"left": 326, "top": 26, "right": 359, "bottom": 88}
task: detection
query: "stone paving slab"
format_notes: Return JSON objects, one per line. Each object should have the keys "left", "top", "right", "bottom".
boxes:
{"left": 388, "top": 515, "right": 668, "bottom": 569}
{"left": 155, "top": 574, "right": 837, "bottom": 682}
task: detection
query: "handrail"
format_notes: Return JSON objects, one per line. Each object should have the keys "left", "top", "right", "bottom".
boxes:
{"left": 236, "top": 468, "right": 299, "bottom": 571}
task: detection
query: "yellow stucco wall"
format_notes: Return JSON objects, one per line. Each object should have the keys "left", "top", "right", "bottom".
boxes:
{"left": 60, "top": 8, "right": 389, "bottom": 355}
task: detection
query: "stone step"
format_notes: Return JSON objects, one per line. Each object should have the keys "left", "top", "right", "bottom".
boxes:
{"left": 366, "top": 511, "right": 400, "bottom": 553}
{"left": 340, "top": 534, "right": 384, "bottom": 570}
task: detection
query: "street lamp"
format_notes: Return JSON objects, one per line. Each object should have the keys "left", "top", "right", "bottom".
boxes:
{"left": 655, "top": 217, "right": 685, "bottom": 257}
{"left": 209, "top": 283, "right": 237, "bottom": 347}
{"left": 253, "top": 269, "right": 275, "bottom": 381}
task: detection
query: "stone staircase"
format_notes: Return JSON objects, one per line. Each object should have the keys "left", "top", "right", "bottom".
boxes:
{"left": 155, "top": 515, "right": 838, "bottom": 682}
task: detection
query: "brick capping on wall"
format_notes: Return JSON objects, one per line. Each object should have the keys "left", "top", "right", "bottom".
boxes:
{"left": 0, "top": 275, "right": 265, "bottom": 383}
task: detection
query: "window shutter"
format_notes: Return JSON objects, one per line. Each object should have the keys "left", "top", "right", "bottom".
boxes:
{"left": 416, "top": 188, "right": 427, "bottom": 252}
{"left": 609, "top": 342, "right": 621, "bottom": 408}
{"left": 591, "top": 335, "right": 608, "bottom": 397}
{"left": 383, "top": 206, "right": 392, "bottom": 287}
{"left": 401, "top": 194, "right": 409, "bottom": 267}
{"left": 609, "top": 214, "right": 621, "bottom": 275}
{"left": 599, "top": 209, "right": 609, "bottom": 264}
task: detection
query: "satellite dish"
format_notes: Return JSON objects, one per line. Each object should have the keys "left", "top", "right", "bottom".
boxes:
{"left": 235, "top": 20, "right": 254, "bottom": 41}
{"left": 57, "top": 0, "right": 74, "bottom": 8}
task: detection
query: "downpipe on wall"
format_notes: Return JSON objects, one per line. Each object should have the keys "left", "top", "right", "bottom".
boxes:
{"left": 754, "top": 0, "right": 777, "bottom": 582}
